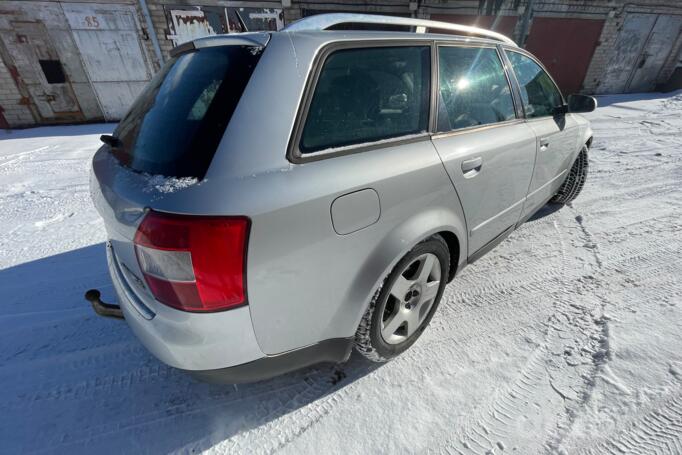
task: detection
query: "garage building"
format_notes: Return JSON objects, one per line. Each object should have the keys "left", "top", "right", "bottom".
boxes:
{"left": 1, "top": 0, "right": 681, "bottom": 128}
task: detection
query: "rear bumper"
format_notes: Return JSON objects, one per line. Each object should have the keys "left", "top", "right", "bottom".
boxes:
{"left": 187, "top": 337, "right": 353, "bottom": 384}
{"left": 106, "top": 243, "right": 265, "bottom": 371}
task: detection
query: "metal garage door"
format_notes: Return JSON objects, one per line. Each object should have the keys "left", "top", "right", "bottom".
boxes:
{"left": 525, "top": 17, "right": 605, "bottom": 95}
{"left": 599, "top": 13, "right": 682, "bottom": 94}
{"left": 628, "top": 15, "right": 682, "bottom": 92}
{"left": 0, "top": 21, "right": 83, "bottom": 121}
{"left": 61, "top": 3, "right": 153, "bottom": 120}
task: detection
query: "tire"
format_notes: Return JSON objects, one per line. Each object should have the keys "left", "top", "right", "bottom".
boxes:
{"left": 354, "top": 235, "right": 450, "bottom": 362}
{"left": 552, "top": 145, "right": 589, "bottom": 204}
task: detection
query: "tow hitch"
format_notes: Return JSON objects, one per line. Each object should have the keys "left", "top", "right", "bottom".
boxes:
{"left": 84, "top": 289, "right": 124, "bottom": 319}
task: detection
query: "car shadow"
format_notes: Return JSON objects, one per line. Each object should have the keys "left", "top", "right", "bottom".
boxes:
{"left": 594, "top": 91, "right": 679, "bottom": 108}
{"left": 526, "top": 202, "right": 564, "bottom": 222}
{"left": 0, "top": 244, "right": 380, "bottom": 453}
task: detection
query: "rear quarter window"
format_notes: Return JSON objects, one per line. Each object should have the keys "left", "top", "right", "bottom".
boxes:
{"left": 299, "top": 45, "right": 431, "bottom": 154}
{"left": 111, "top": 45, "right": 261, "bottom": 178}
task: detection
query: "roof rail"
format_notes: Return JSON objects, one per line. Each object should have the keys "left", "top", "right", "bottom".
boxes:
{"left": 283, "top": 13, "right": 517, "bottom": 47}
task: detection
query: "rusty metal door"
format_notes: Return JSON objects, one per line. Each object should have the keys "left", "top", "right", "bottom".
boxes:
{"left": 226, "top": 8, "right": 284, "bottom": 33}
{"left": 62, "top": 3, "right": 153, "bottom": 120}
{"left": 167, "top": 10, "right": 216, "bottom": 46}
{"left": 166, "top": 7, "right": 284, "bottom": 45}
{"left": 525, "top": 17, "right": 605, "bottom": 95}
{"left": 0, "top": 21, "right": 82, "bottom": 121}
{"left": 599, "top": 14, "right": 656, "bottom": 93}
{"left": 627, "top": 15, "right": 682, "bottom": 92}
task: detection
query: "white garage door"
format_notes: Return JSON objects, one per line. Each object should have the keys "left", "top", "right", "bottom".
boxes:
{"left": 62, "top": 3, "right": 153, "bottom": 120}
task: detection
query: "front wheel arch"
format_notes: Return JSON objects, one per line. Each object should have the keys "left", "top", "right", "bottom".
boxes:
{"left": 552, "top": 144, "right": 589, "bottom": 204}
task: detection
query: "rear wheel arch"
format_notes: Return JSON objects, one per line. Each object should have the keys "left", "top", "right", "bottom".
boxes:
{"left": 436, "top": 230, "right": 460, "bottom": 282}
{"left": 354, "top": 235, "right": 451, "bottom": 362}
{"left": 345, "top": 209, "right": 466, "bottom": 335}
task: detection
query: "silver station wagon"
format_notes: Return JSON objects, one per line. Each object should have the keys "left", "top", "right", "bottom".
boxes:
{"left": 87, "top": 14, "right": 595, "bottom": 383}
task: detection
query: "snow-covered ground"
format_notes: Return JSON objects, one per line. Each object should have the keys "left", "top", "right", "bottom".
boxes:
{"left": 1, "top": 92, "right": 680, "bottom": 454}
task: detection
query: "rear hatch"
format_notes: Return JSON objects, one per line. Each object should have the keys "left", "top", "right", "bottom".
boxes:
{"left": 90, "top": 35, "right": 267, "bottom": 317}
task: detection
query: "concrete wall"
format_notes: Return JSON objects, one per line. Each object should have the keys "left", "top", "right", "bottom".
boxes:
{"left": 1, "top": 0, "right": 681, "bottom": 128}
{"left": 0, "top": 57, "right": 35, "bottom": 128}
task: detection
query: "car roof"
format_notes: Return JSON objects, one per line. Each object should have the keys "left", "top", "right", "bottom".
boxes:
{"left": 188, "top": 30, "right": 513, "bottom": 60}
{"left": 284, "top": 13, "right": 517, "bottom": 46}
{"left": 189, "top": 14, "right": 517, "bottom": 53}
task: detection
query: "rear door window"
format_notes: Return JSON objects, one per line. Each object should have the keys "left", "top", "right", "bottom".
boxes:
{"left": 505, "top": 50, "right": 563, "bottom": 118}
{"left": 299, "top": 45, "right": 431, "bottom": 154}
{"left": 111, "top": 45, "right": 261, "bottom": 178}
{"left": 437, "top": 46, "right": 516, "bottom": 132}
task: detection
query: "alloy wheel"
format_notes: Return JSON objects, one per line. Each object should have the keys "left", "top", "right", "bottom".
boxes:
{"left": 381, "top": 253, "right": 442, "bottom": 345}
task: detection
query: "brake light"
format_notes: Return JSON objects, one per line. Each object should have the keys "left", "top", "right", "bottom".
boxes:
{"left": 133, "top": 211, "right": 249, "bottom": 312}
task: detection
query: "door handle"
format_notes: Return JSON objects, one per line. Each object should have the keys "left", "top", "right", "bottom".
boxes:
{"left": 461, "top": 157, "right": 483, "bottom": 175}
{"left": 540, "top": 138, "right": 550, "bottom": 152}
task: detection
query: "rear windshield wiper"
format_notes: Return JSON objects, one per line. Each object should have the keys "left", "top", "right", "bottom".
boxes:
{"left": 100, "top": 135, "right": 122, "bottom": 148}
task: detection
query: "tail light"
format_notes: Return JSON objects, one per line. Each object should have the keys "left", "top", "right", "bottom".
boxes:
{"left": 133, "top": 210, "right": 249, "bottom": 312}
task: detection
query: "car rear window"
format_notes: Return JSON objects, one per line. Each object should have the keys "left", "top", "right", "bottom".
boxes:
{"left": 111, "top": 45, "right": 261, "bottom": 178}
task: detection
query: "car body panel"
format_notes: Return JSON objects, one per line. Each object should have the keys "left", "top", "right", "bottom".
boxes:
{"left": 431, "top": 121, "right": 536, "bottom": 255}
{"left": 247, "top": 138, "right": 465, "bottom": 354}
{"left": 91, "top": 152, "right": 265, "bottom": 370}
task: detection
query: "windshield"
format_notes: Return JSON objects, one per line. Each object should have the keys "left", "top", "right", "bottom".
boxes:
{"left": 111, "top": 45, "right": 262, "bottom": 178}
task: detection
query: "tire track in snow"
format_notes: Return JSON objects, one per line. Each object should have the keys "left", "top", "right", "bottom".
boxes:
{"left": 427, "top": 204, "right": 608, "bottom": 454}
{"left": 582, "top": 392, "right": 682, "bottom": 455}
{"left": 16, "top": 318, "right": 482, "bottom": 454}
{"left": 193, "top": 280, "right": 566, "bottom": 455}
{"left": 539, "top": 203, "right": 612, "bottom": 452}
{"left": 0, "top": 145, "right": 52, "bottom": 167}
{"left": 25, "top": 368, "right": 340, "bottom": 453}
{"left": 434, "top": 344, "right": 551, "bottom": 455}
{"left": 190, "top": 321, "right": 512, "bottom": 454}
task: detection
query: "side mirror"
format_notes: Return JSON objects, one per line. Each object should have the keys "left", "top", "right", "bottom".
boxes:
{"left": 567, "top": 94, "right": 597, "bottom": 113}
